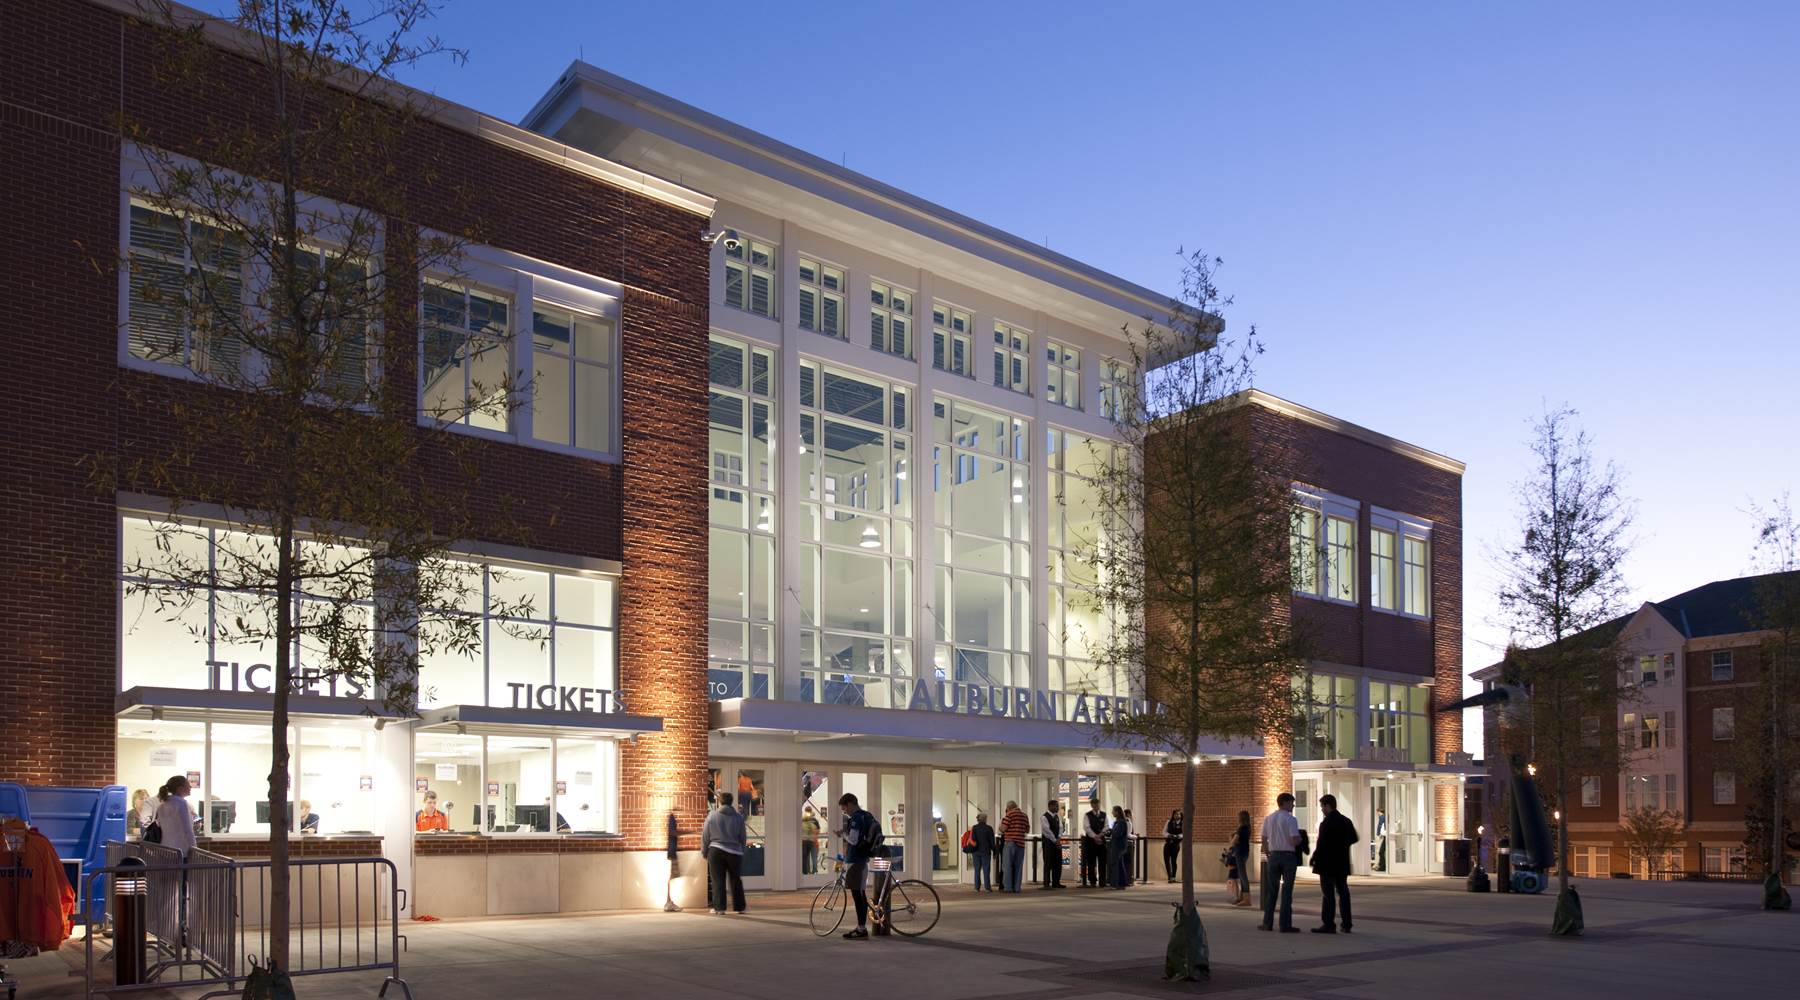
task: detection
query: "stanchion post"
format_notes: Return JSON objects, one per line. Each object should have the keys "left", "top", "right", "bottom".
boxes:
{"left": 114, "top": 858, "right": 148, "bottom": 986}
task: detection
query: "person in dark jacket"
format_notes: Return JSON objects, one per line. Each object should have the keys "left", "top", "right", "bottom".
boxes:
{"left": 970, "top": 813, "right": 997, "bottom": 891}
{"left": 1107, "top": 805, "right": 1131, "bottom": 888}
{"left": 1162, "top": 809, "right": 1183, "bottom": 882}
{"left": 1080, "top": 800, "right": 1107, "bottom": 887}
{"left": 1310, "top": 793, "right": 1359, "bottom": 933}
{"left": 700, "top": 791, "right": 748, "bottom": 914}
{"left": 1229, "top": 810, "right": 1252, "bottom": 906}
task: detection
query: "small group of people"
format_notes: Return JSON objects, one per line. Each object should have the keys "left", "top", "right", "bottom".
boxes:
{"left": 961, "top": 799, "right": 1138, "bottom": 892}
{"left": 1256, "top": 791, "right": 1359, "bottom": 934}
{"left": 130, "top": 778, "right": 322, "bottom": 852}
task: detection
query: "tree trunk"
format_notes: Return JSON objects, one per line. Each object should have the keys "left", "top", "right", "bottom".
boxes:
{"left": 1165, "top": 753, "right": 1208, "bottom": 981}
{"left": 269, "top": 518, "right": 294, "bottom": 969}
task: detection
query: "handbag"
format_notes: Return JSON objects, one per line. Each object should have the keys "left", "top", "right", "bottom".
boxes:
{"left": 960, "top": 830, "right": 977, "bottom": 854}
{"left": 142, "top": 821, "right": 163, "bottom": 844}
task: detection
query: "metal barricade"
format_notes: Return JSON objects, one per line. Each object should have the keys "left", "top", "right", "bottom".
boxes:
{"left": 83, "top": 847, "right": 410, "bottom": 999}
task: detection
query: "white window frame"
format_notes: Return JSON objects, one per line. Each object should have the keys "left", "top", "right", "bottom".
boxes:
{"left": 1293, "top": 489, "right": 1359, "bottom": 606}
{"left": 1711, "top": 706, "right": 1734, "bottom": 741}
{"left": 797, "top": 256, "right": 845, "bottom": 338}
{"left": 869, "top": 280, "right": 913, "bottom": 358}
{"left": 1098, "top": 357, "right": 1128, "bottom": 421}
{"left": 932, "top": 302, "right": 973, "bottom": 377}
{"left": 1045, "top": 340, "right": 1082, "bottom": 410}
{"left": 1369, "top": 517, "right": 1398, "bottom": 612}
{"left": 1580, "top": 776, "right": 1601, "bottom": 808}
{"left": 991, "top": 322, "right": 1030, "bottom": 394}
{"left": 119, "top": 145, "right": 384, "bottom": 394}
{"left": 1370, "top": 507, "right": 1432, "bottom": 619}
{"left": 418, "top": 241, "right": 622, "bottom": 463}
{"left": 1710, "top": 650, "right": 1734, "bottom": 681}
{"left": 723, "top": 234, "right": 778, "bottom": 319}
{"left": 1712, "top": 771, "right": 1736, "bottom": 806}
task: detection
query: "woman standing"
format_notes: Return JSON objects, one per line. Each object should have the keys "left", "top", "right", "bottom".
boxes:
{"left": 152, "top": 776, "right": 198, "bottom": 858}
{"left": 1162, "top": 809, "right": 1183, "bottom": 882}
{"left": 1229, "top": 809, "right": 1253, "bottom": 906}
{"left": 1107, "top": 805, "right": 1131, "bottom": 888}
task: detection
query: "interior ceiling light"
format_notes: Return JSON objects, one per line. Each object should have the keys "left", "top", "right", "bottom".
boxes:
{"left": 859, "top": 524, "right": 881, "bottom": 548}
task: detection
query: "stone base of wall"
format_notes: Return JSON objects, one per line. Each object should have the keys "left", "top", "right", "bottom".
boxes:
{"left": 413, "top": 849, "right": 706, "bottom": 918}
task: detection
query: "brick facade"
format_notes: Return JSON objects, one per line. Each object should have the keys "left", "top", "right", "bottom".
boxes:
{"left": 0, "top": 1, "right": 710, "bottom": 852}
{"left": 1149, "top": 398, "right": 1464, "bottom": 850}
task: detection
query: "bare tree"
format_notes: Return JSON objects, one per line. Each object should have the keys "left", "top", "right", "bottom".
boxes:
{"left": 1620, "top": 806, "right": 1683, "bottom": 879}
{"left": 1081, "top": 252, "right": 1309, "bottom": 980}
{"left": 89, "top": 0, "right": 533, "bottom": 973}
{"left": 1741, "top": 497, "right": 1799, "bottom": 909}
{"left": 1496, "top": 406, "right": 1635, "bottom": 934}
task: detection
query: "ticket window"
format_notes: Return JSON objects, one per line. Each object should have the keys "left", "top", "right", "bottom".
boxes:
{"left": 414, "top": 733, "right": 483, "bottom": 832}
{"left": 293, "top": 723, "right": 379, "bottom": 834}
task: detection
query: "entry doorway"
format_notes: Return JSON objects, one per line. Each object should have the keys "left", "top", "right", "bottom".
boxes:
{"left": 798, "top": 766, "right": 912, "bottom": 880}
{"left": 1370, "top": 777, "right": 1428, "bottom": 875}
{"left": 709, "top": 762, "right": 770, "bottom": 889}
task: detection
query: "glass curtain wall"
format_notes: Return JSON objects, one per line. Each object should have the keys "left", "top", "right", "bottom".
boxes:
{"left": 1291, "top": 673, "right": 1359, "bottom": 761}
{"left": 707, "top": 335, "right": 778, "bottom": 700}
{"left": 932, "top": 399, "right": 1030, "bottom": 690}
{"left": 797, "top": 361, "right": 914, "bottom": 707}
{"left": 1368, "top": 682, "right": 1431, "bottom": 764}
{"left": 1046, "top": 429, "right": 1126, "bottom": 703}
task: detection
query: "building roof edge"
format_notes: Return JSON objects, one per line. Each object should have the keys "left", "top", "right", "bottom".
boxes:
{"left": 1239, "top": 389, "right": 1467, "bottom": 475}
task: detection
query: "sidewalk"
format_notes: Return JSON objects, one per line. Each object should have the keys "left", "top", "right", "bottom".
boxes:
{"left": 14, "top": 876, "right": 1795, "bottom": 998}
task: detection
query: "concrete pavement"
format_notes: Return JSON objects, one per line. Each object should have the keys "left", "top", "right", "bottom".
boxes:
{"left": 13, "top": 876, "right": 1795, "bottom": 998}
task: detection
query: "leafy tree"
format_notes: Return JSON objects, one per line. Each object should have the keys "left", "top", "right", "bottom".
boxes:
{"left": 1081, "top": 252, "right": 1309, "bottom": 980}
{"left": 1620, "top": 806, "right": 1683, "bottom": 879}
{"left": 1740, "top": 497, "right": 1799, "bottom": 908}
{"left": 1495, "top": 406, "right": 1635, "bottom": 934}
{"left": 90, "top": 0, "right": 530, "bottom": 971}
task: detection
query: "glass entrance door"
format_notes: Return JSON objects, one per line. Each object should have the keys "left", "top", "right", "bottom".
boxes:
{"left": 930, "top": 769, "right": 962, "bottom": 884}
{"left": 1369, "top": 778, "right": 1426, "bottom": 875}
{"left": 826, "top": 769, "right": 910, "bottom": 875}
{"left": 800, "top": 769, "right": 832, "bottom": 886}
{"left": 710, "top": 763, "right": 769, "bottom": 886}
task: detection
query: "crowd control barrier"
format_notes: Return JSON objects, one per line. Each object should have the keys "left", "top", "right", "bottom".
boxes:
{"left": 83, "top": 843, "right": 410, "bottom": 999}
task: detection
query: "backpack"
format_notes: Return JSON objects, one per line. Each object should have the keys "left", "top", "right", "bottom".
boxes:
{"left": 960, "top": 829, "right": 977, "bottom": 853}
{"left": 868, "top": 816, "right": 890, "bottom": 858}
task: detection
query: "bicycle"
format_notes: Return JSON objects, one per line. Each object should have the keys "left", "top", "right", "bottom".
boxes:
{"left": 809, "top": 854, "right": 940, "bottom": 937}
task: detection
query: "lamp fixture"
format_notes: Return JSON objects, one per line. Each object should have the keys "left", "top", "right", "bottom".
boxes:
{"left": 859, "top": 524, "right": 881, "bottom": 549}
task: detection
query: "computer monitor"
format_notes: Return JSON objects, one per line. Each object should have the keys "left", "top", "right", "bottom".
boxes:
{"left": 472, "top": 804, "right": 495, "bottom": 828}
{"left": 255, "top": 801, "right": 296, "bottom": 830}
{"left": 209, "top": 801, "right": 236, "bottom": 834}
{"left": 513, "top": 804, "right": 550, "bottom": 833}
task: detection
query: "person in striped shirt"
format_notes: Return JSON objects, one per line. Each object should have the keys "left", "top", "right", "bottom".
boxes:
{"left": 1000, "top": 801, "right": 1030, "bottom": 892}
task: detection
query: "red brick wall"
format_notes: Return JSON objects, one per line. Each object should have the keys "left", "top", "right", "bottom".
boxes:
{"left": 0, "top": 0, "right": 710, "bottom": 849}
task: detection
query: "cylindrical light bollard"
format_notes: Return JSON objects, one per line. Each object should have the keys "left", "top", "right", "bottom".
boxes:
{"left": 114, "top": 857, "right": 148, "bottom": 986}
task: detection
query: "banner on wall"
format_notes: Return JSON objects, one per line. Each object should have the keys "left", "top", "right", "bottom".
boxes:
{"left": 486, "top": 781, "right": 500, "bottom": 797}
{"left": 186, "top": 770, "right": 202, "bottom": 789}
{"left": 435, "top": 763, "right": 458, "bottom": 781}
{"left": 359, "top": 775, "right": 374, "bottom": 790}
{"left": 149, "top": 747, "right": 177, "bottom": 769}
{"left": 415, "top": 777, "right": 429, "bottom": 793}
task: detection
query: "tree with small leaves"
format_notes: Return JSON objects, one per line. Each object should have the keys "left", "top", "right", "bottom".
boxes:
{"left": 1495, "top": 405, "right": 1636, "bottom": 934}
{"left": 1620, "top": 806, "right": 1683, "bottom": 879}
{"left": 91, "top": 0, "right": 542, "bottom": 972}
{"left": 1738, "top": 497, "right": 1799, "bottom": 908}
{"left": 1080, "top": 252, "right": 1310, "bottom": 980}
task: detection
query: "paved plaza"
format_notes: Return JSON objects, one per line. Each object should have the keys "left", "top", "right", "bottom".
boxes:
{"left": 12, "top": 876, "right": 1793, "bottom": 999}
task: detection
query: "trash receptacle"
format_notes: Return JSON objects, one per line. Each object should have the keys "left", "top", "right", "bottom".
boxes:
{"left": 1443, "top": 839, "right": 1473, "bottom": 877}
{"left": 114, "top": 858, "right": 148, "bottom": 986}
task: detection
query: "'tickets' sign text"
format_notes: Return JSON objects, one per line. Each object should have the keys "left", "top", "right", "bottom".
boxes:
{"left": 504, "top": 683, "right": 624, "bottom": 714}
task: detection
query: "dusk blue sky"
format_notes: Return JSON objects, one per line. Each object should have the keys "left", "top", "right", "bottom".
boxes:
{"left": 232, "top": 2, "right": 1800, "bottom": 750}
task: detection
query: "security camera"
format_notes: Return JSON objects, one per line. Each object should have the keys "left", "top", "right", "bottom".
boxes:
{"left": 703, "top": 228, "right": 741, "bottom": 252}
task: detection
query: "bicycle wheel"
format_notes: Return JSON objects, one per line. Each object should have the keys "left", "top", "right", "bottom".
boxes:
{"left": 810, "top": 881, "right": 848, "bottom": 937}
{"left": 886, "top": 879, "right": 940, "bottom": 937}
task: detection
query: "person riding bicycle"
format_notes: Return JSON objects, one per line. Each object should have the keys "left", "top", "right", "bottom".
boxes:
{"left": 838, "top": 791, "right": 881, "bottom": 939}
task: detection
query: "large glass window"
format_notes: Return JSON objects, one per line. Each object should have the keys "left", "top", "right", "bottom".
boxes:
{"left": 869, "top": 281, "right": 912, "bottom": 358}
{"left": 1291, "top": 491, "right": 1359, "bottom": 604}
{"left": 933, "top": 398, "right": 1030, "bottom": 691}
{"left": 530, "top": 305, "right": 616, "bottom": 454}
{"left": 1291, "top": 673, "right": 1358, "bottom": 761}
{"left": 798, "top": 362, "right": 913, "bottom": 707}
{"left": 1098, "top": 357, "right": 1127, "bottom": 421}
{"left": 125, "top": 200, "right": 246, "bottom": 376}
{"left": 708, "top": 336, "right": 778, "bottom": 701}
{"left": 418, "top": 561, "right": 616, "bottom": 710}
{"left": 1368, "top": 682, "right": 1430, "bottom": 764}
{"left": 931, "top": 303, "right": 972, "bottom": 377}
{"left": 1370, "top": 523, "right": 1398, "bottom": 611}
{"left": 1402, "top": 533, "right": 1430, "bottom": 616}
{"left": 1047, "top": 429, "right": 1126, "bottom": 704}
{"left": 421, "top": 281, "right": 512, "bottom": 433}
{"left": 724, "top": 236, "right": 777, "bottom": 318}
{"left": 412, "top": 733, "right": 618, "bottom": 836}
{"left": 797, "top": 257, "right": 844, "bottom": 337}
{"left": 1045, "top": 342, "right": 1081, "bottom": 409}
{"left": 991, "top": 323, "right": 1029, "bottom": 393}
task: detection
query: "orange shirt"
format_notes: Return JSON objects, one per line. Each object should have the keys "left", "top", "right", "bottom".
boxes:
{"left": 415, "top": 808, "right": 449, "bottom": 832}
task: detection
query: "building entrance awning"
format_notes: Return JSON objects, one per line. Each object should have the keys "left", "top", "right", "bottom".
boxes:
{"left": 116, "top": 686, "right": 405, "bottom": 726}
{"left": 709, "top": 698, "right": 1259, "bottom": 759}
{"left": 413, "top": 704, "right": 663, "bottom": 740}
{"left": 1292, "top": 757, "right": 1471, "bottom": 780}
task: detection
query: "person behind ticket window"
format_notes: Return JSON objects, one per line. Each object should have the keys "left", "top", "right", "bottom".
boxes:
{"left": 415, "top": 790, "right": 449, "bottom": 832}
{"left": 297, "top": 799, "right": 320, "bottom": 834}
{"left": 130, "top": 788, "right": 155, "bottom": 837}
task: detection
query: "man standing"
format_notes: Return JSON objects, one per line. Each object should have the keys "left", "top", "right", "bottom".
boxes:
{"left": 1081, "top": 799, "right": 1107, "bottom": 887}
{"left": 837, "top": 792, "right": 880, "bottom": 938}
{"left": 1000, "top": 801, "right": 1029, "bottom": 892}
{"left": 1311, "top": 793, "right": 1359, "bottom": 934}
{"left": 700, "top": 791, "right": 747, "bottom": 914}
{"left": 1039, "top": 799, "right": 1065, "bottom": 889}
{"left": 1259, "top": 792, "right": 1302, "bottom": 933}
